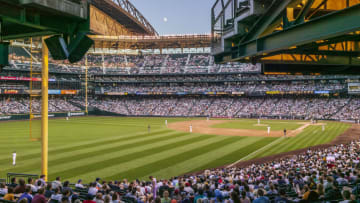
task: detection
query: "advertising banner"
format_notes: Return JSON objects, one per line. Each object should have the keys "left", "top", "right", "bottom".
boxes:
{"left": 61, "top": 90, "right": 77, "bottom": 95}
{"left": 348, "top": 83, "right": 360, "bottom": 94}
{"left": 48, "top": 90, "right": 62, "bottom": 95}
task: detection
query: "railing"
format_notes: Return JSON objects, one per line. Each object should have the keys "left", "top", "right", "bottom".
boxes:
{"left": 6, "top": 173, "right": 39, "bottom": 184}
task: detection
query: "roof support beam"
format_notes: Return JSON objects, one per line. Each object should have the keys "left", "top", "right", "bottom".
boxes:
{"left": 217, "top": 3, "right": 360, "bottom": 63}
{"left": 240, "top": 0, "right": 302, "bottom": 43}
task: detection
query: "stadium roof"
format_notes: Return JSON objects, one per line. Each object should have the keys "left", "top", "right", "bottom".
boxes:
{"left": 91, "top": 34, "right": 211, "bottom": 50}
{"left": 90, "top": 0, "right": 158, "bottom": 36}
{"left": 212, "top": 0, "right": 360, "bottom": 66}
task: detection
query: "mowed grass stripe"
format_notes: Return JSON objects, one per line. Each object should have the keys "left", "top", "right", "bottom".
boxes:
{"left": 253, "top": 122, "right": 350, "bottom": 158}
{"left": 6, "top": 132, "right": 186, "bottom": 173}
{"left": 50, "top": 134, "right": 214, "bottom": 180}
{"left": 0, "top": 129, "right": 171, "bottom": 162}
{"left": 189, "top": 137, "right": 277, "bottom": 172}
{"left": 146, "top": 137, "right": 273, "bottom": 179}
{"left": 104, "top": 136, "right": 242, "bottom": 181}
{"left": 254, "top": 126, "right": 318, "bottom": 157}
{"left": 44, "top": 133, "right": 202, "bottom": 175}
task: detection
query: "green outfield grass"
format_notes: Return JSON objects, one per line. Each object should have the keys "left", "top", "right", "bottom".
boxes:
{"left": 211, "top": 119, "right": 303, "bottom": 130}
{"left": 0, "top": 117, "right": 351, "bottom": 182}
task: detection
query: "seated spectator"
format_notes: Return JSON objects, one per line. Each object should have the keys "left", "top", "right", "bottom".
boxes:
{"left": 62, "top": 181, "right": 73, "bottom": 195}
{"left": 240, "top": 191, "right": 250, "bottom": 203}
{"left": 32, "top": 188, "right": 46, "bottom": 203}
{"left": 3, "top": 187, "right": 15, "bottom": 201}
{"left": 95, "top": 178, "right": 102, "bottom": 188}
{"left": 161, "top": 190, "right": 171, "bottom": 203}
{"left": 274, "top": 189, "right": 290, "bottom": 203}
{"left": 111, "top": 193, "right": 120, "bottom": 203}
{"left": 15, "top": 178, "right": 26, "bottom": 194}
{"left": 83, "top": 195, "right": 96, "bottom": 203}
{"left": 95, "top": 193, "right": 104, "bottom": 203}
{"left": 61, "top": 196, "right": 70, "bottom": 203}
{"left": 9, "top": 177, "right": 17, "bottom": 188}
{"left": 340, "top": 190, "right": 352, "bottom": 203}
{"left": 50, "top": 187, "right": 63, "bottom": 202}
{"left": 88, "top": 182, "right": 98, "bottom": 197}
{"left": 0, "top": 183, "right": 8, "bottom": 195}
{"left": 44, "top": 184, "right": 53, "bottom": 199}
{"left": 75, "top": 179, "right": 85, "bottom": 189}
{"left": 52, "top": 177, "right": 62, "bottom": 190}
{"left": 18, "top": 186, "right": 32, "bottom": 203}
{"left": 27, "top": 177, "right": 37, "bottom": 193}
{"left": 253, "top": 189, "right": 269, "bottom": 203}
{"left": 38, "top": 175, "right": 46, "bottom": 187}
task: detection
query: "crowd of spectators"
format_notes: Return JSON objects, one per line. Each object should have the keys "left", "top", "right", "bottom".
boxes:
{"left": 96, "top": 81, "right": 346, "bottom": 94}
{"left": 2, "top": 137, "right": 360, "bottom": 203}
{"left": 7, "top": 47, "right": 261, "bottom": 75}
{"left": 93, "top": 74, "right": 352, "bottom": 83}
{"left": 86, "top": 97, "right": 360, "bottom": 120}
{"left": 0, "top": 97, "right": 81, "bottom": 115}
{"left": 1, "top": 95, "right": 358, "bottom": 120}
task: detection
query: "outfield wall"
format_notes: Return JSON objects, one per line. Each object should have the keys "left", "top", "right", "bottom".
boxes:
{"left": 0, "top": 112, "right": 86, "bottom": 121}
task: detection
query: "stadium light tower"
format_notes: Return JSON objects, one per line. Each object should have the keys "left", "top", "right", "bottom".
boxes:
{"left": 0, "top": 0, "right": 93, "bottom": 180}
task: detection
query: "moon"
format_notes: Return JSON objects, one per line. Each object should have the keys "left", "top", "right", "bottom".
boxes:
{"left": 163, "top": 17, "right": 168, "bottom": 23}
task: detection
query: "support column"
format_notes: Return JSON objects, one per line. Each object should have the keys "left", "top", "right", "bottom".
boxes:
{"left": 41, "top": 37, "right": 49, "bottom": 181}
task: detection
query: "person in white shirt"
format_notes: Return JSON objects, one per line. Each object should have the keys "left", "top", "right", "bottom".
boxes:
{"left": 12, "top": 151, "right": 16, "bottom": 166}
{"left": 0, "top": 183, "right": 8, "bottom": 195}
{"left": 189, "top": 124, "right": 192, "bottom": 133}
{"left": 88, "top": 182, "right": 98, "bottom": 196}
{"left": 75, "top": 179, "right": 85, "bottom": 188}
{"left": 52, "top": 177, "right": 62, "bottom": 190}
{"left": 51, "top": 188, "right": 62, "bottom": 202}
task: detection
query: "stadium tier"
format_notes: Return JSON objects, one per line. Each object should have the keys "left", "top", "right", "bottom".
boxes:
{"left": 0, "top": 48, "right": 360, "bottom": 120}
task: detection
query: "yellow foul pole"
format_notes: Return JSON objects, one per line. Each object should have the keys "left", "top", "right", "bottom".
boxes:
{"left": 41, "top": 37, "right": 49, "bottom": 181}
{"left": 85, "top": 54, "right": 88, "bottom": 115}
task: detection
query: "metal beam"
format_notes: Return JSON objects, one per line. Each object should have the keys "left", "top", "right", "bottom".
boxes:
{"left": 240, "top": 0, "right": 304, "bottom": 43}
{"left": 0, "top": 1, "right": 90, "bottom": 39}
{"left": 224, "top": 3, "right": 360, "bottom": 62}
{"left": 2, "top": 31, "right": 55, "bottom": 40}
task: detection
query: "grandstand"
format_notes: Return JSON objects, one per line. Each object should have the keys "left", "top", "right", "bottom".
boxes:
{"left": 2, "top": 0, "right": 360, "bottom": 203}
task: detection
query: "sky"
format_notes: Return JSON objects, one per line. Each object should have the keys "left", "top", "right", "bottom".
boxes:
{"left": 129, "top": 0, "right": 213, "bottom": 35}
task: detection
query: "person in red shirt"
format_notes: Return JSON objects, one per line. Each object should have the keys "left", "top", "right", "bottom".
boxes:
{"left": 32, "top": 188, "right": 46, "bottom": 203}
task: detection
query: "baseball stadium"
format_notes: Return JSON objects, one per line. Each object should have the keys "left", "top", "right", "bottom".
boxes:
{"left": 1, "top": 0, "right": 360, "bottom": 203}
